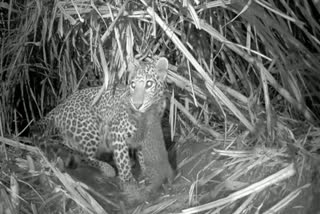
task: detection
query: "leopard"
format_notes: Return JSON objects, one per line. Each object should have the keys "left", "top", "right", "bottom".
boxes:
{"left": 34, "top": 133, "right": 116, "bottom": 175}
{"left": 31, "top": 57, "right": 169, "bottom": 187}
{"left": 128, "top": 98, "right": 175, "bottom": 194}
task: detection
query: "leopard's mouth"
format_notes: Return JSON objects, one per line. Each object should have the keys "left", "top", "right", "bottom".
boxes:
{"left": 129, "top": 99, "right": 146, "bottom": 112}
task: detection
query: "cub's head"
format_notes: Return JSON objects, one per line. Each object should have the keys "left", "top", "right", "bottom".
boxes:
{"left": 128, "top": 57, "right": 168, "bottom": 112}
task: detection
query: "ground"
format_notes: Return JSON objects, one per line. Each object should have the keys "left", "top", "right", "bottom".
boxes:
{"left": 0, "top": 133, "right": 319, "bottom": 214}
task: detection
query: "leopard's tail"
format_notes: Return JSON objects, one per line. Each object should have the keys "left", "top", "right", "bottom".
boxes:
{"left": 29, "top": 112, "right": 58, "bottom": 138}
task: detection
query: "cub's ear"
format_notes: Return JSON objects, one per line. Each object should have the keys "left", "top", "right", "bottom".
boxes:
{"left": 127, "top": 60, "right": 139, "bottom": 82}
{"left": 156, "top": 57, "right": 168, "bottom": 81}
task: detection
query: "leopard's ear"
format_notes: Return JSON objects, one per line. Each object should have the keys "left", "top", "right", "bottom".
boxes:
{"left": 127, "top": 59, "right": 139, "bottom": 81}
{"left": 155, "top": 57, "right": 168, "bottom": 81}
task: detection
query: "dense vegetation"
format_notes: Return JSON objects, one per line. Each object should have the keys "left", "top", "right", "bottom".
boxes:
{"left": 0, "top": 0, "right": 319, "bottom": 213}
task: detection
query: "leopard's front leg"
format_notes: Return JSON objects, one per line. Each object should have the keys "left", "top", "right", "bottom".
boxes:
{"left": 113, "top": 142, "right": 136, "bottom": 183}
{"left": 109, "top": 111, "right": 138, "bottom": 185}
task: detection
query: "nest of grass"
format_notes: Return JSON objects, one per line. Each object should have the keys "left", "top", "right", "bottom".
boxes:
{"left": 1, "top": 121, "right": 320, "bottom": 213}
{"left": 1, "top": 0, "right": 320, "bottom": 213}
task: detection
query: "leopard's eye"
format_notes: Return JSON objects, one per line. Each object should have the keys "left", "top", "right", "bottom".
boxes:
{"left": 130, "top": 81, "right": 136, "bottom": 89}
{"left": 146, "top": 80, "right": 153, "bottom": 88}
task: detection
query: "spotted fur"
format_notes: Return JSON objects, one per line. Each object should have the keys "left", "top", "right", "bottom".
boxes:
{"left": 31, "top": 57, "right": 169, "bottom": 185}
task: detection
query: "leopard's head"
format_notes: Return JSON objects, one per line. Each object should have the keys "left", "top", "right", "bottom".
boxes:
{"left": 128, "top": 57, "right": 168, "bottom": 113}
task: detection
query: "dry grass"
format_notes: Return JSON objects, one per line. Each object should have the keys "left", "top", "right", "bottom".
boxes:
{"left": 1, "top": 120, "right": 319, "bottom": 213}
{"left": 1, "top": 0, "right": 320, "bottom": 213}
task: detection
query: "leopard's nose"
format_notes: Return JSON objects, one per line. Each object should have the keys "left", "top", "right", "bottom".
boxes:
{"left": 130, "top": 98, "right": 143, "bottom": 110}
{"left": 133, "top": 103, "right": 143, "bottom": 110}
{"left": 131, "top": 90, "right": 145, "bottom": 111}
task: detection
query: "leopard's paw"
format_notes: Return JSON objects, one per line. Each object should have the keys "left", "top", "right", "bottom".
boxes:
{"left": 122, "top": 182, "right": 147, "bottom": 205}
{"left": 100, "top": 162, "right": 116, "bottom": 177}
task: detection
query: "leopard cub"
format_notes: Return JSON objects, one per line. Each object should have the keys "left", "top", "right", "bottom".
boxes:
{"left": 31, "top": 57, "right": 169, "bottom": 186}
